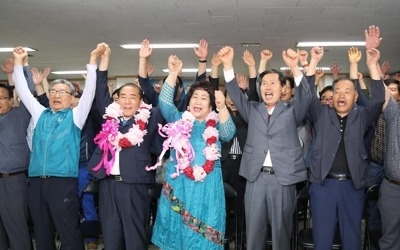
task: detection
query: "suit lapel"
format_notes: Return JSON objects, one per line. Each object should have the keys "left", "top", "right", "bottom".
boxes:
{"left": 269, "top": 102, "right": 286, "bottom": 128}
{"left": 328, "top": 109, "right": 341, "bottom": 132}
{"left": 256, "top": 103, "right": 270, "bottom": 127}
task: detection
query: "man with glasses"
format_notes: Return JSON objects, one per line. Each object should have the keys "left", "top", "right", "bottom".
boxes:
{"left": 0, "top": 83, "right": 32, "bottom": 249}
{"left": 12, "top": 44, "right": 102, "bottom": 250}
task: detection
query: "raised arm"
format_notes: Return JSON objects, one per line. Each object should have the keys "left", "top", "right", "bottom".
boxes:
{"left": 72, "top": 43, "right": 104, "bottom": 129}
{"left": 242, "top": 50, "right": 256, "bottom": 78}
{"left": 95, "top": 43, "right": 112, "bottom": 115}
{"left": 329, "top": 62, "right": 341, "bottom": 80}
{"left": 258, "top": 49, "right": 273, "bottom": 74}
{"left": 194, "top": 39, "right": 208, "bottom": 79}
{"left": 209, "top": 53, "right": 222, "bottom": 90}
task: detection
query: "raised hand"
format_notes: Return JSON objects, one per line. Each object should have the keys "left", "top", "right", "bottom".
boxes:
{"left": 365, "top": 25, "right": 382, "bottom": 50}
{"left": 282, "top": 49, "right": 299, "bottom": 68}
{"left": 168, "top": 55, "right": 183, "bottom": 75}
{"left": 146, "top": 63, "right": 155, "bottom": 76}
{"left": 357, "top": 72, "right": 363, "bottom": 80}
{"left": 194, "top": 39, "right": 208, "bottom": 60}
{"left": 154, "top": 80, "right": 163, "bottom": 94}
{"left": 91, "top": 43, "right": 106, "bottom": 58}
{"left": 316, "top": 68, "right": 325, "bottom": 79}
{"left": 348, "top": 47, "right": 362, "bottom": 64}
{"left": 366, "top": 48, "right": 380, "bottom": 66}
{"left": 393, "top": 73, "right": 400, "bottom": 81}
{"left": 380, "top": 60, "right": 391, "bottom": 75}
{"left": 13, "top": 46, "right": 28, "bottom": 60}
{"left": 214, "top": 90, "right": 226, "bottom": 110}
{"left": 41, "top": 67, "right": 51, "bottom": 79}
{"left": 298, "top": 50, "right": 309, "bottom": 63}
{"left": 31, "top": 67, "right": 43, "bottom": 85}
{"left": 1, "top": 57, "right": 14, "bottom": 74}
{"left": 236, "top": 73, "right": 249, "bottom": 90}
{"left": 139, "top": 39, "right": 152, "bottom": 59}
{"left": 242, "top": 50, "right": 255, "bottom": 67}
{"left": 284, "top": 69, "right": 293, "bottom": 78}
{"left": 260, "top": 49, "right": 273, "bottom": 61}
{"left": 218, "top": 46, "right": 234, "bottom": 68}
{"left": 211, "top": 53, "right": 222, "bottom": 67}
{"left": 310, "top": 47, "right": 324, "bottom": 63}
{"left": 108, "top": 82, "right": 115, "bottom": 91}
{"left": 330, "top": 62, "right": 341, "bottom": 78}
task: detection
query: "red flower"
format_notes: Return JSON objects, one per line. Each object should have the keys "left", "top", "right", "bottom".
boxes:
{"left": 203, "top": 160, "right": 214, "bottom": 173}
{"left": 183, "top": 167, "right": 195, "bottom": 180}
{"left": 136, "top": 120, "right": 147, "bottom": 130}
{"left": 206, "top": 119, "right": 216, "bottom": 127}
{"left": 119, "top": 137, "right": 133, "bottom": 148}
{"left": 206, "top": 136, "right": 217, "bottom": 144}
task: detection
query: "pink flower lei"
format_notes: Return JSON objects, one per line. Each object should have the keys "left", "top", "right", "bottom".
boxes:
{"left": 146, "top": 111, "right": 220, "bottom": 182}
{"left": 92, "top": 101, "right": 152, "bottom": 175}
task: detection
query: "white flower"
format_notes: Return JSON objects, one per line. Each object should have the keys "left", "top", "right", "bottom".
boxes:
{"left": 182, "top": 111, "right": 196, "bottom": 122}
{"left": 192, "top": 166, "right": 207, "bottom": 182}
{"left": 104, "top": 102, "right": 123, "bottom": 120}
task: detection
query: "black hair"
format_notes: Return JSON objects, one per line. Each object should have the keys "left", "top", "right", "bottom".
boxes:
{"left": 319, "top": 85, "right": 333, "bottom": 100}
{"left": 258, "top": 69, "right": 286, "bottom": 87}
{"left": 384, "top": 78, "right": 400, "bottom": 92}
{"left": 186, "top": 81, "right": 216, "bottom": 111}
{"left": 0, "top": 84, "right": 14, "bottom": 99}
{"left": 286, "top": 76, "right": 295, "bottom": 89}
{"left": 112, "top": 87, "right": 121, "bottom": 97}
{"left": 331, "top": 78, "right": 356, "bottom": 90}
{"left": 118, "top": 83, "right": 143, "bottom": 99}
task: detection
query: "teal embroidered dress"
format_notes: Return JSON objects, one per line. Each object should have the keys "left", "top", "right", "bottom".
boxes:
{"left": 152, "top": 83, "right": 236, "bottom": 249}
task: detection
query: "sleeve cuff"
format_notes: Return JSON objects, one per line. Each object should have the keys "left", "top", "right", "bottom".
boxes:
{"left": 223, "top": 68, "right": 235, "bottom": 82}
{"left": 294, "top": 75, "right": 303, "bottom": 87}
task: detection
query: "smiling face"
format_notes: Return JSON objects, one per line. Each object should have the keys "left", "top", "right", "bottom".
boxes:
{"left": 260, "top": 73, "right": 285, "bottom": 108}
{"left": 225, "top": 93, "right": 237, "bottom": 112}
{"left": 387, "top": 83, "right": 400, "bottom": 101}
{"left": 280, "top": 79, "right": 293, "bottom": 102}
{"left": 320, "top": 90, "right": 334, "bottom": 107}
{"left": 332, "top": 79, "right": 358, "bottom": 117}
{"left": 118, "top": 84, "right": 142, "bottom": 118}
{"left": 48, "top": 83, "right": 75, "bottom": 111}
{"left": 188, "top": 89, "right": 212, "bottom": 121}
{"left": 0, "top": 87, "right": 13, "bottom": 115}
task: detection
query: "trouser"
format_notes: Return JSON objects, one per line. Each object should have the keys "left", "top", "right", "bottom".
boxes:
{"left": 310, "top": 179, "right": 364, "bottom": 250}
{"left": 28, "top": 177, "right": 84, "bottom": 250}
{"left": 366, "top": 161, "right": 384, "bottom": 231}
{"left": 99, "top": 178, "right": 151, "bottom": 250}
{"left": 245, "top": 173, "right": 296, "bottom": 250}
{"left": 78, "top": 164, "right": 99, "bottom": 243}
{"left": 378, "top": 178, "right": 400, "bottom": 250}
{"left": 0, "top": 172, "right": 31, "bottom": 250}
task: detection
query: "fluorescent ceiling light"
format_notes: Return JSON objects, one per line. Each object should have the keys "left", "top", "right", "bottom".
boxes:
{"left": 162, "top": 68, "right": 211, "bottom": 73}
{"left": 280, "top": 67, "right": 330, "bottom": 71}
{"left": 121, "top": 43, "right": 198, "bottom": 49}
{"left": 296, "top": 41, "right": 365, "bottom": 47}
{"left": 0, "top": 47, "right": 36, "bottom": 52}
{"left": 51, "top": 70, "right": 86, "bottom": 75}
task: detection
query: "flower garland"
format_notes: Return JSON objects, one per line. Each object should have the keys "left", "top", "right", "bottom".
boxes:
{"left": 146, "top": 111, "right": 220, "bottom": 182}
{"left": 92, "top": 101, "right": 152, "bottom": 175}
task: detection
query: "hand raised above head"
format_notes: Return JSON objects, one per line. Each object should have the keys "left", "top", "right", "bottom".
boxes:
{"left": 194, "top": 39, "right": 208, "bottom": 60}
{"left": 91, "top": 43, "right": 106, "bottom": 58}
{"left": 42, "top": 67, "right": 51, "bottom": 78}
{"left": 31, "top": 67, "right": 43, "bottom": 85}
{"left": 310, "top": 46, "right": 324, "bottom": 62}
{"left": 365, "top": 25, "right": 382, "bottom": 50}
{"left": 1, "top": 57, "right": 14, "bottom": 74}
{"left": 211, "top": 53, "right": 222, "bottom": 67}
{"left": 260, "top": 49, "right": 273, "bottom": 61}
{"left": 298, "top": 50, "right": 308, "bottom": 62}
{"left": 168, "top": 55, "right": 183, "bottom": 75}
{"left": 242, "top": 50, "right": 255, "bottom": 67}
{"left": 139, "top": 39, "right": 152, "bottom": 58}
{"left": 330, "top": 62, "right": 341, "bottom": 77}
{"left": 218, "top": 46, "right": 234, "bottom": 64}
{"left": 214, "top": 90, "right": 226, "bottom": 110}
{"left": 380, "top": 60, "right": 391, "bottom": 75}
{"left": 348, "top": 47, "right": 362, "bottom": 64}
{"left": 282, "top": 49, "right": 299, "bottom": 68}
{"left": 13, "top": 46, "right": 28, "bottom": 60}
{"left": 366, "top": 48, "right": 380, "bottom": 66}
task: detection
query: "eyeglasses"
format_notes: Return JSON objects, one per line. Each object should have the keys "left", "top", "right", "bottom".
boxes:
{"left": 49, "top": 89, "right": 72, "bottom": 96}
{"left": 0, "top": 96, "right": 10, "bottom": 101}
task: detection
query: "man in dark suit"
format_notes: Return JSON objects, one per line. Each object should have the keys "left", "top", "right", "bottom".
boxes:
{"left": 305, "top": 27, "right": 385, "bottom": 249}
{"left": 219, "top": 46, "right": 312, "bottom": 250}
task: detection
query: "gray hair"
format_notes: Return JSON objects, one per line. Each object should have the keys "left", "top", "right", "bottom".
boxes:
{"left": 48, "top": 79, "right": 76, "bottom": 96}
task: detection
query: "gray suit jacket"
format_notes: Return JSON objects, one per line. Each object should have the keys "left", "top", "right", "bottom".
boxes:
{"left": 225, "top": 76, "right": 312, "bottom": 185}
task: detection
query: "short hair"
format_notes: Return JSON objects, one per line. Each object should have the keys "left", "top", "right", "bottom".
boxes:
{"left": 319, "top": 85, "right": 333, "bottom": 100}
{"left": 186, "top": 81, "right": 216, "bottom": 111}
{"left": 118, "top": 83, "right": 143, "bottom": 99}
{"left": 49, "top": 79, "right": 76, "bottom": 96}
{"left": 331, "top": 78, "right": 357, "bottom": 91}
{"left": 0, "top": 84, "right": 13, "bottom": 99}
{"left": 286, "top": 76, "right": 295, "bottom": 89}
{"left": 259, "top": 69, "right": 286, "bottom": 87}
{"left": 384, "top": 78, "right": 400, "bottom": 92}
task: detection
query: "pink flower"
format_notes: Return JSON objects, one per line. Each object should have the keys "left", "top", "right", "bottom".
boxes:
{"left": 203, "top": 143, "right": 221, "bottom": 161}
{"left": 192, "top": 166, "right": 207, "bottom": 182}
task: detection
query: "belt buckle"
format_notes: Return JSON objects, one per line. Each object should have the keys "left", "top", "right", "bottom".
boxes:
{"left": 114, "top": 176, "right": 123, "bottom": 181}
{"left": 1, "top": 173, "right": 10, "bottom": 178}
{"left": 231, "top": 155, "right": 237, "bottom": 160}
{"left": 337, "top": 175, "right": 347, "bottom": 181}
{"left": 39, "top": 176, "right": 50, "bottom": 179}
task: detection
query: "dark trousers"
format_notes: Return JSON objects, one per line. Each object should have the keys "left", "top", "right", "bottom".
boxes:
{"left": 310, "top": 179, "right": 364, "bottom": 250}
{"left": 222, "top": 156, "right": 246, "bottom": 234}
{"left": 99, "top": 178, "right": 151, "bottom": 250}
{"left": 0, "top": 173, "right": 31, "bottom": 250}
{"left": 28, "top": 177, "right": 84, "bottom": 250}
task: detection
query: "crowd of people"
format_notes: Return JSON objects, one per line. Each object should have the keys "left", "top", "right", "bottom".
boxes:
{"left": 0, "top": 24, "right": 399, "bottom": 250}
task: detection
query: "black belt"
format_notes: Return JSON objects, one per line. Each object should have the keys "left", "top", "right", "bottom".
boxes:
{"left": 261, "top": 166, "right": 275, "bottom": 174}
{"left": 385, "top": 176, "right": 400, "bottom": 186}
{"left": 228, "top": 154, "right": 241, "bottom": 160}
{"left": 0, "top": 170, "right": 25, "bottom": 178}
{"left": 107, "top": 175, "right": 123, "bottom": 182}
{"left": 326, "top": 173, "right": 351, "bottom": 180}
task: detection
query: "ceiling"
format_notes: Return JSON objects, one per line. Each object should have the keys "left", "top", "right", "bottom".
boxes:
{"left": 1, "top": 0, "right": 400, "bottom": 82}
